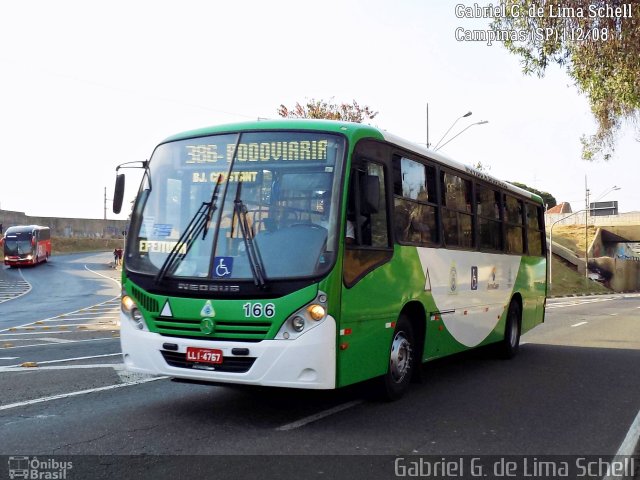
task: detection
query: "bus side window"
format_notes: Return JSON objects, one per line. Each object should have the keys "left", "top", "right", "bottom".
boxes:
{"left": 347, "top": 161, "right": 388, "bottom": 248}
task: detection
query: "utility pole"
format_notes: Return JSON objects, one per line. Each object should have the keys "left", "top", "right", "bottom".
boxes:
{"left": 585, "top": 176, "right": 589, "bottom": 280}
{"left": 104, "top": 187, "right": 107, "bottom": 221}
{"left": 426, "top": 103, "right": 430, "bottom": 148}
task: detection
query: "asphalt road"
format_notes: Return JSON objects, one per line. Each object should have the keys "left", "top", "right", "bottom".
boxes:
{"left": 0, "top": 258, "right": 638, "bottom": 480}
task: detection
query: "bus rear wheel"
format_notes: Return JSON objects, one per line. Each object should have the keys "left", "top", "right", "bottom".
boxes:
{"left": 381, "top": 316, "right": 414, "bottom": 400}
{"left": 498, "top": 300, "right": 521, "bottom": 359}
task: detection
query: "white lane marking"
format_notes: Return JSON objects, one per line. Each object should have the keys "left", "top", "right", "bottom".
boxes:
{"left": 276, "top": 400, "right": 363, "bottom": 431}
{"left": 42, "top": 315, "right": 119, "bottom": 322}
{"left": 609, "top": 313, "right": 618, "bottom": 316}
{"left": 0, "top": 268, "right": 32, "bottom": 304}
{"left": 571, "top": 322, "right": 588, "bottom": 328}
{"left": 0, "top": 376, "right": 168, "bottom": 412}
{"left": 0, "top": 357, "right": 19, "bottom": 360}
{"left": 0, "top": 337, "right": 117, "bottom": 349}
{"left": 0, "top": 331, "right": 88, "bottom": 336}
{"left": 2, "top": 352, "right": 121, "bottom": 368}
{"left": 603, "top": 408, "right": 640, "bottom": 480}
{"left": 546, "top": 297, "right": 614, "bottom": 309}
{"left": 0, "top": 296, "right": 120, "bottom": 333}
{"left": 10, "top": 323, "right": 117, "bottom": 329}
{"left": 1, "top": 363, "right": 124, "bottom": 372}
{"left": 84, "top": 264, "right": 121, "bottom": 286}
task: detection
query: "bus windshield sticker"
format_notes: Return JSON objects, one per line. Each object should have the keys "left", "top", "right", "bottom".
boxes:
{"left": 139, "top": 240, "right": 186, "bottom": 254}
{"left": 153, "top": 224, "right": 173, "bottom": 237}
{"left": 213, "top": 257, "right": 234, "bottom": 278}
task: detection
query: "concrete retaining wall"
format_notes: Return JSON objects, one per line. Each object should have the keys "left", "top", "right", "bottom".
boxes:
{"left": 545, "top": 212, "right": 640, "bottom": 227}
{"left": 0, "top": 209, "right": 127, "bottom": 238}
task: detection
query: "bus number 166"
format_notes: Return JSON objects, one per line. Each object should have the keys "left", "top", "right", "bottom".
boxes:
{"left": 243, "top": 303, "right": 275, "bottom": 318}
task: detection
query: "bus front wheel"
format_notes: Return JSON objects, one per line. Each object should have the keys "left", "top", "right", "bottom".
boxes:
{"left": 381, "top": 316, "right": 414, "bottom": 401}
{"left": 498, "top": 300, "right": 521, "bottom": 359}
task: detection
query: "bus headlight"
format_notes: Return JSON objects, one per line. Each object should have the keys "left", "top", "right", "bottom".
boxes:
{"left": 291, "top": 316, "right": 305, "bottom": 332}
{"left": 276, "top": 291, "right": 328, "bottom": 340}
{"left": 121, "top": 294, "right": 149, "bottom": 331}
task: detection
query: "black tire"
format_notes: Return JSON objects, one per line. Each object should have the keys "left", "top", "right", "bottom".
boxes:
{"left": 498, "top": 300, "right": 521, "bottom": 359}
{"left": 380, "top": 316, "right": 415, "bottom": 401}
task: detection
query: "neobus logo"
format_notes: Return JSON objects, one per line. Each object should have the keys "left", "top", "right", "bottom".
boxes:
{"left": 177, "top": 283, "right": 240, "bottom": 293}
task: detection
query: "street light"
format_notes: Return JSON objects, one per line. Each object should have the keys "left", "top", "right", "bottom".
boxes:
{"left": 433, "top": 111, "right": 472, "bottom": 150}
{"left": 584, "top": 181, "right": 620, "bottom": 280}
{"left": 435, "top": 120, "right": 489, "bottom": 151}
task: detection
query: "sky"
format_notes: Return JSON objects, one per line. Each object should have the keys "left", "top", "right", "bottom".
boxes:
{"left": 0, "top": 0, "right": 638, "bottom": 221}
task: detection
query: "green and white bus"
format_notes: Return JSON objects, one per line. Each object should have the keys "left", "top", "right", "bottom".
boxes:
{"left": 113, "top": 119, "right": 546, "bottom": 399}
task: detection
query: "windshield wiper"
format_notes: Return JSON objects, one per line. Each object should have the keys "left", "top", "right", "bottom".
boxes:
{"left": 233, "top": 181, "right": 266, "bottom": 288}
{"left": 154, "top": 175, "right": 223, "bottom": 285}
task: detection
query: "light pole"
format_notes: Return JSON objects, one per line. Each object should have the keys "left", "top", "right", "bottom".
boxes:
{"left": 549, "top": 209, "right": 588, "bottom": 289}
{"left": 426, "top": 103, "right": 430, "bottom": 148}
{"left": 435, "top": 120, "right": 489, "bottom": 151}
{"left": 584, "top": 176, "right": 589, "bottom": 280}
{"left": 584, "top": 182, "right": 620, "bottom": 279}
{"left": 433, "top": 111, "right": 472, "bottom": 150}
{"left": 103, "top": 187, "right": 113, "bottom": 221}
{"left": 548, "top": 185, "right": 620, "bottom": 288}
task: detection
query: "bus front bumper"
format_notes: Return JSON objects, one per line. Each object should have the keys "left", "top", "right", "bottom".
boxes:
{"left": 120, "top": 312, "right": 337, "bottom": 390}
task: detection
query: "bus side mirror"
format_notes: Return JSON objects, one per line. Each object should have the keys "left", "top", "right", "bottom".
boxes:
{"left": 113, "top": 173, "right": 125, "bottom": 214}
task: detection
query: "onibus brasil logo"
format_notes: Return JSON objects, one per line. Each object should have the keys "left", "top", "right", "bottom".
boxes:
{"left": 8, "top": 456, "right": 72, "bottom": 479}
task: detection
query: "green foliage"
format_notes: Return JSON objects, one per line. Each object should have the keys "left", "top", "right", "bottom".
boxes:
{"left": 509, "top": 181, "right": 557, "bottom": 208}
{"left": 492, "top": 1, "right": 640, "bottom": 161}
{"left": 277, "top": 98, "right": 378, "bottom": 123}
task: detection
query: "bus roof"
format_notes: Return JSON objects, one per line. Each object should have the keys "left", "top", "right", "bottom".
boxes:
{"left": 160, "top": 119, "right": 543, "bottom": 205}
{"left": 5, "top": 225, "right": 49, "bottom": 234}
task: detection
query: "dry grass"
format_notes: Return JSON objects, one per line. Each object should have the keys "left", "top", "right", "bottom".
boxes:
{"left": 51, "top": 237, "right": 125, "bottom": 254}
{"left": 551, "top": 225, "right": 598, "bottom": 256}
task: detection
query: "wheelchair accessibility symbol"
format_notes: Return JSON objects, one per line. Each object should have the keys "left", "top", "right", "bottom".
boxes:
{"left": 213, "top": 257, "right": 234, "bottom": 278}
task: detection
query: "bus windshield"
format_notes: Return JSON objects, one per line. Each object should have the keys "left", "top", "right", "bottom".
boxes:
{"left": 4, "top": 238, "right": 33, "bottom": 255}
{"left": 126, "top": 130, "right": 346, "bottom": 282}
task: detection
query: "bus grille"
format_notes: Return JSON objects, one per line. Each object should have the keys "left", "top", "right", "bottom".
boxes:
{"left": 160, "top": 350, "right": 256, "bottom": 373}
{"left": 153, "top": 318, "right": 272, "bottom": 341}
{"left": 131, "top": 286, "right": 159, "bottom": 313}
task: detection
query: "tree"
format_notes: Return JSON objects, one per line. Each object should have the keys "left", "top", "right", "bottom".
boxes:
{"left": 472, "top": 161, "right": 491, "bottom": 172}
{"left": 509, "top": 181, "right": 557, "bottom": 209}
{"left": 491, "top": 1, "right": 640, "bottom": 161}
{"left": 278, "top": 98, "right": 378, "bottom": 123}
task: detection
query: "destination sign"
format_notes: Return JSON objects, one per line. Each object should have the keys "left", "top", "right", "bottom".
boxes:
{"left": 186, "top": 140, "right": 329, "bottom": 164}
{"left": 192, "top": 171, "right": 258, "bottom": 184}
